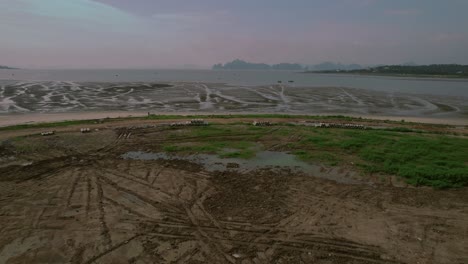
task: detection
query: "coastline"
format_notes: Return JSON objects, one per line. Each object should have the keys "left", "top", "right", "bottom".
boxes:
{"left": 303, "top": 72, "right": 468, "bottom": 81}
{"left": 0, "top": 111, "right": 466, "bottom": 127}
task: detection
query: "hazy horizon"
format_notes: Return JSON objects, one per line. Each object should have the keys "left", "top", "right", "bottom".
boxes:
{"left": 2, "top": 0, "right": 468, "bottom": 69}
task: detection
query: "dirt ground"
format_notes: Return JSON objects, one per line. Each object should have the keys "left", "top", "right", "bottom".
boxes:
{"left": 0, "top": 120, "right": 467, "bottom": 264}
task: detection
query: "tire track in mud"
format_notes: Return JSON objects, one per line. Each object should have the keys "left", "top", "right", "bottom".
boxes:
{"left": 174, "top": 248, "right": 200, "bottom": 264}
{"left": 95, "top": 175, "right": 112, "bottom": 249}
{"left": 1, "top": 160, "right": 402, "bottom": 264}
{"left": 100, "top": 168, "right": 184, "bottom": 213}
{"left": 144, "top": 167, "right": 152, "bottom": 182}
{"left": 144, "top": 227, "right": 397, "bottom": 264}
{"left": 70, "top": 246, "right": 85, "bottom": 264}
{"left": 163, "top": 168, "right": 236, "bottom": 263}
{"left": 66, "top": 169, "right": 81, "bottom": 207}
{"left": 144, "top": 166, "right": 396, "bottom": 263}
{"left": 98, "top": 172, "right": 186, "bottom": 218}
{"left": 183, "top": 206, "right": 236, "bottom": 264}
{"left": 101, "top": 167, "right": 174, "bottom": 199}
{"left": 93, "top": 129, "right": 131, "bottom": 155}
{"left": 150, "top": 168, "right": 164, "bottom": 186}
{"left": 85, "top": 175, "right": 91, "bottom": 217}
{"left": 103, "top": 197, "right": 149, "bottom": 219}
{"left": 31, "top": 185, "right": 63, "bottom": 229}
{"left": 83, "top": 234, "right": 142, "bottom": 264}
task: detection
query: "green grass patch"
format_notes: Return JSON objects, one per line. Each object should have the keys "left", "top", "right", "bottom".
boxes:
{"left": 356, "top": 135, "right": 468, "bottom": 188}
{"left": 220, "top": 149, "right": 256, "bottom": 159}
{"left": 10, "top": 136, "right": 49, "bottom": 153}
{"left": 3, "top": 115, "right": 464, "bottom": 188}
{"left": 162, "top": 140, "right": 258, "bottom": 159}
{"left": 294, "top": 150, "right": 339, "bottom": 166}
{"left": 282, "top": 128, "right": 468, "bottom": 188}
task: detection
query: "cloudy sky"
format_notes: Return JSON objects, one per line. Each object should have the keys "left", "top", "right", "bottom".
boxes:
{"left": 1, "top": 0, "right": 468, "bottom": 69}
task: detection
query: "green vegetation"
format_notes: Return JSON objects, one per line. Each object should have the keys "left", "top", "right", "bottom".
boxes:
{"left": 163, "top": 140, "right": 257, "bottom": 159}
{"left": 3, "top": 115, "right": 465, "bottom": 188}
{"left": 164, "top": 124, "right": 468, "bottom": 188}
{"left": 10, "top": 136, "right": 49, "bottom": 153}
{"left": 357, "top": 135, "right": 467, "bottom": 188}
{"left": 289, "top": 128, "right": 468, "bottom": 188}
{"left": 294, "top": 130, "right": 468, "bottom": 188}
{"left": 310, "top": 64, "right": 468, "bottom": 78}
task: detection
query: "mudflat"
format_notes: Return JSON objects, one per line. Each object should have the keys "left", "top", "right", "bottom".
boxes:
{"left": 0, "top": 117, "right": 467, "bottom": 264}
{"left": 1, "top": 81, "right": 467, "bottom": 122}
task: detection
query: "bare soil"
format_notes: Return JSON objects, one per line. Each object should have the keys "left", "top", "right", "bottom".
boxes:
{"left": 0, "top": 120, "right": 467, "bottom": 264}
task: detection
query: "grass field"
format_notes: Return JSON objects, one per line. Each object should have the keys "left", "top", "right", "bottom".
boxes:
{"left": 2, "top": 115, "right": 466, "bottom": 188}
{"left": 163, "top": 124, "right": 468, "bottom": 188}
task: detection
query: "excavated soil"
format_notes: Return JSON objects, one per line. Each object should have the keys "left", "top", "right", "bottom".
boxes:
{"left": 0, "top": 123, "right": 467, "bottom": 264}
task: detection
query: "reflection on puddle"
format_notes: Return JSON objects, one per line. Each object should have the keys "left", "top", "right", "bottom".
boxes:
{"left": 121, "top": 150, "right": 364, "bottom": 185}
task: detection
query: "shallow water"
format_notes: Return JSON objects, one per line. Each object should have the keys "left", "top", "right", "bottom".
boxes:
{"left": 121, "top": 150, "right": 363, "bottom": 184}
{"left": 1, "top": 69, "right": 468, "bottom": 97}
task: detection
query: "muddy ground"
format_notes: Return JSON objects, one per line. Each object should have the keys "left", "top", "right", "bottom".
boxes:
{"left": 0, "top": 120, "right": 467, "bottom": 264}
{"left": 1, "top": 81, "right": 467, "bottom": 121}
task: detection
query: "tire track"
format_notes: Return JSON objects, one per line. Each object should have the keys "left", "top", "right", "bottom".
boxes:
{"left": 165, "top": 169, "right": 236, "bottom": 263}
{"left": 86, "top": 175, "right": 91, "bottom": 216}
{"left": 101, "top": 167, "right": 174, "bottom": 199}
{"left": 99, "top": 173, "right": 186, "bottom": 216}
{"left": 104, "top": 197, "right": 150, "bottom": 219}
{"left": 183, "top": 206, "right": 236, "bottom": 264}
{"left": 150, "top": 168, "right": 164, "bottom": 186}
{"left": 95, "top": 176, "right": 112, "bottom": 249}
{"left": 83, "top": 234, "right": 142, "bottom": 264}
{"left": 100, "top": 169, "right": 183, "bottom": 212}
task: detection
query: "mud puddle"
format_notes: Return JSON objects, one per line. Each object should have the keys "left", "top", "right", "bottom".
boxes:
{"left": 121, "top": 150, "right": 363, "bottom": 184}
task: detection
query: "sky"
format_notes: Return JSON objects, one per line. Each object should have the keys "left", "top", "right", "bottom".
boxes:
{"left": 1, "top": 0, "right": 468, "bottom": 69}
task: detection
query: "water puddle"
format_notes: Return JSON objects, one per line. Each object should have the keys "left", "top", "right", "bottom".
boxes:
{"left": 121, "top": 150, "right": 364, "bottom": 185}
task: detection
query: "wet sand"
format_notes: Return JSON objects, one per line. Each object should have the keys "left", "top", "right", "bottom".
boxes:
{"left": 0, "top": 81, "right": 466, "bottom": 126}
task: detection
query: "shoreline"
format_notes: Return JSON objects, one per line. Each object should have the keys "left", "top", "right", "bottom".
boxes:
{"left": 303, "top": 72, "right": 468, "bottom": 81}
{"left": 0, "top": 111, "right": 466, "bottom": 127}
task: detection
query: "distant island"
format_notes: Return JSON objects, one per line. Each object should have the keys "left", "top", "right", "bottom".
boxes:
{"left": 307, "top": 64, "right": 468, "bottom": 78}
{"left": 212, "top": 60, "right": 370, "bottom": 71}
{"left": 213, "top": 59, "right": 304, "bottom": 70}
{"left": 0, "top": 65, "right": 18, "bottom": 69}
{"left": 305, "top": 62, "right": 364, "bottom": 71}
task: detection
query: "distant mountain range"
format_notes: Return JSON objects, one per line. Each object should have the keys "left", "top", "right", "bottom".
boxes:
{"left": 0, "top": 65, "right": 18, "bottom": 69}
{"left": 305, "top": 62, "right": 364, "bottom": 71}
{"left": 212, "top": 60, "right": 369, "bottom": 71}
{"left": 213, "top": 60, "right": 304, "bottom": 70}
{"left": 308, "top": 64, "right": 468, "bottom": 77}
